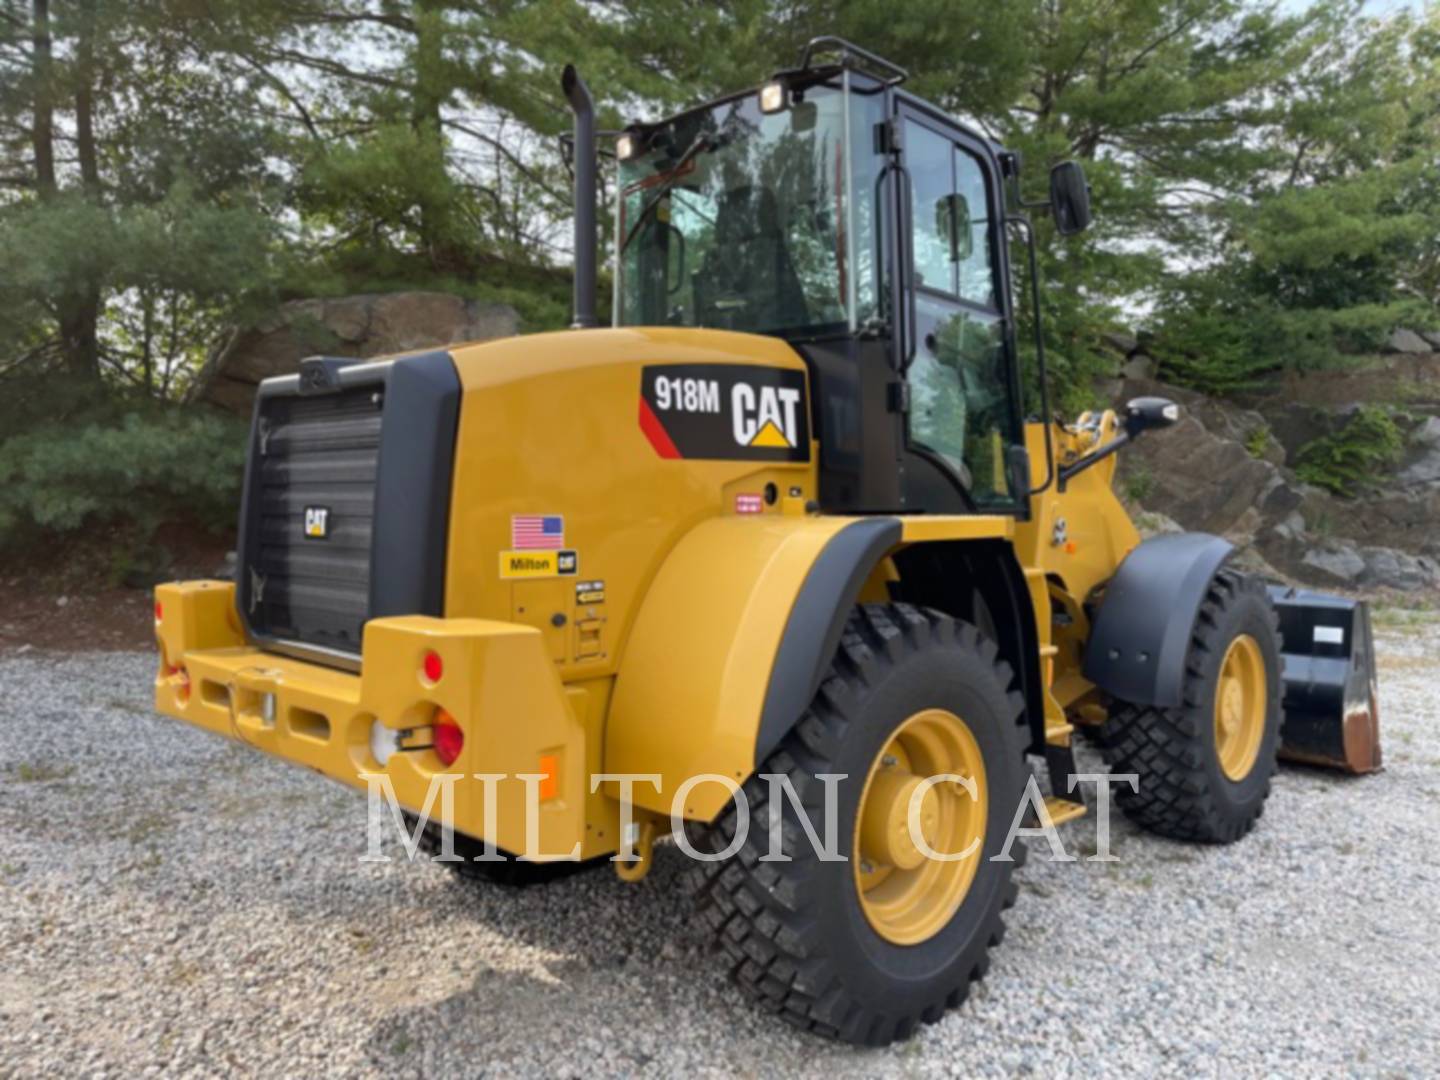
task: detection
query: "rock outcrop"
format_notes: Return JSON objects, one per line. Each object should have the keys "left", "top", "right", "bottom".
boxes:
{"left": 192, "top": 292, "right": 520, "bottom": 414}
{"left": 1113, "top": 376, "right": 1440, "bottom": 593}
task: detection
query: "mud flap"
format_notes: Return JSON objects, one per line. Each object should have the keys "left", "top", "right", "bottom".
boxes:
{"left": 1267, "top": 586, "right": 1382, "bottom": 774}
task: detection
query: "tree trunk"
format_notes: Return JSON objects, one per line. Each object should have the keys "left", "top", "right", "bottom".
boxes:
{"left": 409, "top": 0, "right": 467, "bottom": 273}
{"left": 75, "top": 0, "right": 100, "bottom": 195}
{"left": 31, "top": 0, "right": 56, "bottom": 197}
{"left": 59, "top": 0, "right": 103, "bottom": 381}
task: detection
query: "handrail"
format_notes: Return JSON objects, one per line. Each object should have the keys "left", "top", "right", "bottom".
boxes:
{"left": 1009, "top": 214, "right": 1056, "bottom": 497}
{"left": 799, "top": 36, "right": 908, "bottom": 86}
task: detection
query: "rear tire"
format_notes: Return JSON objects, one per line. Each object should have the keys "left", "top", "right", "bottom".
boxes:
{"left": 686, "top": 604, "right": 1029, "bottom": 1046}
{"left": 407, "top": 813, "right": 606, "bottom": 887}
{"left": 1097, "top": 569, "right": 1282, "bottom": 843}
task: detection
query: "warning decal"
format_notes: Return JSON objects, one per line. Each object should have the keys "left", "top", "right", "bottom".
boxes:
{"left": 639, "top": 364, "right": 809, "bottom": 462}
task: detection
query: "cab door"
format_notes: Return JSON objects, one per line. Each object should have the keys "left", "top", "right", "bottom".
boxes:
{"left": 897, "top": 108, "right": 1025, "bottom": 513}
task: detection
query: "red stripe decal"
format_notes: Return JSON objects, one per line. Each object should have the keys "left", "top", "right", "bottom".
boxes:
{"left": 638, "top": 397, "right": 681, "bottom": 459}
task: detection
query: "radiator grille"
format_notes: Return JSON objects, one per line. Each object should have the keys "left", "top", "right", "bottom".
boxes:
{"left": 248, "top": 385, "right": 384, "bottom": 653}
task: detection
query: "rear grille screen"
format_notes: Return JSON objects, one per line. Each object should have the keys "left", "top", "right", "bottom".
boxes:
{"left": 236, "top": 352, "right": 460, "bottom": 666}
{"left": 248, "top": 385, "right": 384, "bottom": 652}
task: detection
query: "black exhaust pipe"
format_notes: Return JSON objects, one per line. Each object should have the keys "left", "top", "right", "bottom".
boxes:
{"left": 562, "top": 64, "right": 598, "bottom": 329}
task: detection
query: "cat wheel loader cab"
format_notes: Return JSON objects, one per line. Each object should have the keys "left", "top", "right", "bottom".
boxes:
{"left": 150, "top": 36, "right": 1381, "bottom": 1048}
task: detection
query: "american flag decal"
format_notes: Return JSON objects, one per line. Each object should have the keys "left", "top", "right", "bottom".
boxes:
{"left": 511, "top": 514, "right": 564, "bottom": 550}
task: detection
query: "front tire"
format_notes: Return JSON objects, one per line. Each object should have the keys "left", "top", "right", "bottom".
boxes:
{"left": 686, "top": 604, "right": 1029, "bottom": 1046}
{"left": 1097, "top": 569, "right": 1282, "bottom": 843}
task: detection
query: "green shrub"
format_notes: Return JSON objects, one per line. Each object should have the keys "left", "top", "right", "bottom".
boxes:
{"left": 0, "top": 408, "right": 247, "bottom": 549}
{"left": 1243, "top": 425, "right": 1272, "bottom": 458}
{"left": 1122, "top": 463, "right": 1155, "bottom": 504}
{"left": 1294, "top": 406, "right": 1404, "bottom": 497}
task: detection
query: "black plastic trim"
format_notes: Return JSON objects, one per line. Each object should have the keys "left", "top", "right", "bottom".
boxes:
{"left": 368, "top": 351, "right": 461, "bottom": 623}
{"left": 755, "top": 517, "right": 902, "bottom": 763}
{"left": 1082, "top": 532, "right": 1234, "bottom": 707}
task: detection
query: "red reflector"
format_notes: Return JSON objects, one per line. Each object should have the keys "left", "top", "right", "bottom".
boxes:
{"left": 155, "top": 601, "right": 163, "bottom": 621}
{"left": 422, "top": 651, "right": 443, "bottom": 683}
{"left": 434, "top": 714, "right": 464, "bottom": 767}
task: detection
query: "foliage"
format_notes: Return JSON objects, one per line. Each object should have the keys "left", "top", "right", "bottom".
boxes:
{"left": 1150, "top": 3, "right": 1440, "bottom": 393}
{"left": 1243, "top": 425, "right": 1272, "bottom": 459}
{"left": 0, "top": 383, "right": 247, "bottom": 549}
{"left": 0, "top": 0, "right": 1438, "bottom": 557}
{"left": 1294, "top": 405, "right": 1405, "bottom": 497}
{"left": 1122, "top": 463, "right": 1156, "bottom": 505}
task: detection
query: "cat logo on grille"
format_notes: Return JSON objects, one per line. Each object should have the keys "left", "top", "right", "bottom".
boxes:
{"left": 303, "top": 506, "right": 331, "bottom": 540}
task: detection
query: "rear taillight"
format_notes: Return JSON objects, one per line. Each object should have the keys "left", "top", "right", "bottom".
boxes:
{"left": 422, "top": 650, "right": 443, "bottom": 684}
{"left": 155, "top": 601, "right": 163, "bottom": 622}
{"left": 433, "top": 709, "right": 464, "bottom": 766}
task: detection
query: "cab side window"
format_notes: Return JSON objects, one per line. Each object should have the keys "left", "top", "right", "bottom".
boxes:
{"left": 908, "top": 132, "right": 994, "bottom": 309}
{"left": 953, "top": 152, "right": 992, "bottom": 308}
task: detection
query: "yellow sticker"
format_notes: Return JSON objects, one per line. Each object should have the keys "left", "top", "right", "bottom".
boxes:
{"left": 499, "top": 550, "right": 578, "bottom": 579}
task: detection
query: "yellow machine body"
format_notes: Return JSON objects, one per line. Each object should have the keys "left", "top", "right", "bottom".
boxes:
{"left": 153, "top": 327, "right": 1145, "bottom": 858}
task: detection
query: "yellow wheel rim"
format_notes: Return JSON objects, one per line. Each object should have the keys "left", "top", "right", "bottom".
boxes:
{"left": 1214, "top": 634, "right": 1267, "bottom": 781}
{"left": 853, "top": 709, "right": 987, "bottom": 946}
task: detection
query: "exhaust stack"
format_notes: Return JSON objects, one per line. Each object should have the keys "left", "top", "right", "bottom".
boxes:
{"left": 562, "top": 64, "right": 598, "bottom": 329}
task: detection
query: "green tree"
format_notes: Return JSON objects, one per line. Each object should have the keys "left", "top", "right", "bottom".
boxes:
{"left": 0, "top": 0, "right": 282, "bottom": 397}
{"left": 1153, "top": 3, "right": 1440, "bottom": 391}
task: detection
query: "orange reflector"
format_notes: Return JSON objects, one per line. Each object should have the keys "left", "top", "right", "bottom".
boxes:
{"left": 538, "top": 753, "right": 559, "bottom": 802}
{"left": 1064, "top": 541, "right": 1077, "bottom": 555}
{"left": 169, "top": 665, "right": 191, "bottom": 703}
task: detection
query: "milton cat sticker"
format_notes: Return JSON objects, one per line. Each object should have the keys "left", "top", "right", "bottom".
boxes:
{"left": 639, "top": 364, "right": 809, "bottom": 462}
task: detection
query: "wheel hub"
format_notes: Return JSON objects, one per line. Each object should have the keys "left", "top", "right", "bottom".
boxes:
{"left": 859, "top": 770, "right": 939, "bottom": 871}
{"left": 852, "top": 708, "right": 987, "bottom": 946}
{"left": 1214, "top": 633, "right": 1266, "bottom": 781}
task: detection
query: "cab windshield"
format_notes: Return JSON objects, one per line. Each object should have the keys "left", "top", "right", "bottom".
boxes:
{"left": 616, "top": 84, "right": 867, "bottom": 336}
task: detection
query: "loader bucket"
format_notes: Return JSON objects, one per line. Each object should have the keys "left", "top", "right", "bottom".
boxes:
{"left": 1266, "top": 586, "right": 1382, "bottom": 774}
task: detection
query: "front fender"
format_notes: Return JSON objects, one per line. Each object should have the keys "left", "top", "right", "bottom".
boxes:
{"left": 1082, "top": 531, "right": 1234, "bottom": 708}
{"left": 606, "top": 514, "right": 899, "bottom": 821}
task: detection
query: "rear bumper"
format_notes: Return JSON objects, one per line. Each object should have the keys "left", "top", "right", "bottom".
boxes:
{"left": 153, "top": 580, "right": 589, "bottom": 857}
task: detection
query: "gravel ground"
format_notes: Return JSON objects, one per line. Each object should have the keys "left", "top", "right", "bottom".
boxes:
{"left": 2, "top": 619, "right": 1438, "bottom": 1078}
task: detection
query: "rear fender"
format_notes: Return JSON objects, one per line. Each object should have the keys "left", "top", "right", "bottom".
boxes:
{"left": 1082, "top": 532, "right": 1234, "bottom": 708}
{"left": 606, "top": 515, "right": 899, "bottom": 821}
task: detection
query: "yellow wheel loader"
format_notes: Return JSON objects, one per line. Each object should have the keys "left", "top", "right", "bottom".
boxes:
{"left": 152, "top": 38, "right": 1381, "bottom": 1046}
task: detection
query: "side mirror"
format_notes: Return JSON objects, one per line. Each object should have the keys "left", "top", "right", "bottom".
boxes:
{"left": 1123, "top": 396, "right": 1181, "bottom": 439}
{"left": 789, "top": 100, "right": 818, "bottom": 133}
{"left": 939, "top": 193, "right": 973, "bottom": 263}
{"left": 1049, "top": 161, "right": 1091, "bottom": 236}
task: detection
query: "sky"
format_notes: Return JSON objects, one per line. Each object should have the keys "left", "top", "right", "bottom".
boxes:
{"left": 1281, "top": 0, "right": 1427, "bottom": 10}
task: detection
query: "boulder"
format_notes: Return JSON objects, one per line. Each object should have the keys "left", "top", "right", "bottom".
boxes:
{"left": 1131, "top": 509, "right": 1184, "bottom": 537}
{"left": 1299, "top": 543, "right": 1367, "bottom": 584}
{"left": 1360, "top": 546, "right": 1440, "bottom": 591}
{"left": 1257, "top": 525, "right": 1440, "bottom": 592}
{"left": 1258, "top": 401, "right": 1342, "bottom": 466}
{"left": 1101, "top": 331, "right": 1139, "bottom": 357}
{"left": 1115, "top": 410, "right": 1280, "bottom": 536}
{"left": 1114, "top": 378, "right": 1295, "bottom": 533}
{"left": 192, "top": 292, "right": 520, "bottom": 414}
{"left": 1421, "top": 330, "right": 1440, "bottom": 350}
{"left": 1382, "top": 328, "right": 1433, "bottom": 355}
{"left": 1119, "top": 353, "right": 1157, "bottom": 381}
{"left": 1396, "top": 415, "right": 1440, "bottom": 488}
